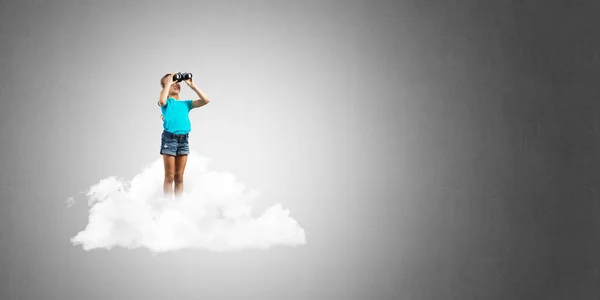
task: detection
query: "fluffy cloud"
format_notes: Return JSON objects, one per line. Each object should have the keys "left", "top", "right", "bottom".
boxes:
{"left": 69, "top": 151, "right": 306, "bottom": 253}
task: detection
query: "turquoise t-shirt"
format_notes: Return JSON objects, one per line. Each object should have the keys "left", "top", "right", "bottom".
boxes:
{"left": 159, "top": 97, "right": 193, "bottom": 134}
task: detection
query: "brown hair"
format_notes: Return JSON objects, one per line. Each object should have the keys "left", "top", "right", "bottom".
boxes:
{"left": 160, "top": 73, "right": 171, "bottom": 88}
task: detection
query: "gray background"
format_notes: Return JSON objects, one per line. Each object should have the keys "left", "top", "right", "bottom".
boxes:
{"left": 1, "top": 0, "right": 599, "bottom": 299}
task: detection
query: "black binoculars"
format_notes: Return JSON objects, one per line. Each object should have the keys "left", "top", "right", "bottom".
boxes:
{"left": 173, "top": 72, "right": 193, "bottom": 82}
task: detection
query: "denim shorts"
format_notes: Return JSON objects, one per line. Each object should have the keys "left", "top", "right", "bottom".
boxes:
{"left": 160, "top": 130, "right": 189, "bottom": 156}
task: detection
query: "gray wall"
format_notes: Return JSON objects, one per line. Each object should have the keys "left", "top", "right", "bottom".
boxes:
{"left": 1, "top": 0, "right": 599, "bottom": 299}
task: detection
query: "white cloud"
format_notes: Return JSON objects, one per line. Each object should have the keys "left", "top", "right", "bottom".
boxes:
{"left": 70, "top": 151, "right": 306, "bottom": 253}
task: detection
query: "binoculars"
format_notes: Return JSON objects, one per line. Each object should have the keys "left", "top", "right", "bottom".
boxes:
{"left": 173, "top": 72, "right": 193, "bottom": 82}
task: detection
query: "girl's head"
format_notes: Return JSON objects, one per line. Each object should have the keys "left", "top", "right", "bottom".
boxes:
{"left": 161, "top": 73, "right": 180, "bottom": 96}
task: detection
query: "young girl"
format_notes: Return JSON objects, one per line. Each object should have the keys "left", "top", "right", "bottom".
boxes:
{"left": 158, "top": 72, "right": 210, "bottom": 200}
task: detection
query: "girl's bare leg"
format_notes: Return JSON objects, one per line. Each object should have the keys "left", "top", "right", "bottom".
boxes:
{"left": 162, "top": 154, "right": 176, "bottom": 200}
{"left": 174, "top": 154, "right": 188, "bottom": 199}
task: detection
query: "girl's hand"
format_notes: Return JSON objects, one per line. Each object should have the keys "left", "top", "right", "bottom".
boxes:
{"left": 164, "top": 72, "right": 177, "bottom": 87}
{"left": 184, "top": 76, "right": 195, "bottom": 88}
{"left": 160, "top": 114, "right": 164, "bottom": 121}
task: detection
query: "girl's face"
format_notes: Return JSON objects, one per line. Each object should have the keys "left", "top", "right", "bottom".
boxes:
{"left": 169, "top": 82, "right": 181, "bottom": 94}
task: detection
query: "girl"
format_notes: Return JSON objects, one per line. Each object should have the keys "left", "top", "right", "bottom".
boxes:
{"left": 158, "top": 72, "right": 210, "bottom": 200}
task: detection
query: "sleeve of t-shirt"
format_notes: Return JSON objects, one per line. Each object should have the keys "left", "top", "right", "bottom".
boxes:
{"left": 158, "top": 98, "right": 170, "bottom": 107}
{"left": 185, "top": 99, "right": 193, "bottom": 111}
